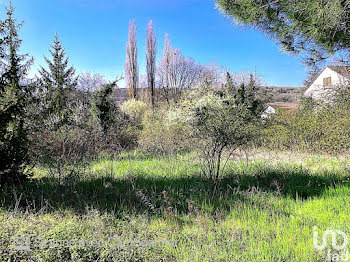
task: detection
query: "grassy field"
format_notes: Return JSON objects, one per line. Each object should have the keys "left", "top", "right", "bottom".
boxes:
{"left": 1, "top": 151, "right": 349, "bottom": 261}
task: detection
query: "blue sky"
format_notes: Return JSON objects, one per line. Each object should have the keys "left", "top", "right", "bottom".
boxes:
{"left": 5, "top": 0, "right": 307, "bottom": 86}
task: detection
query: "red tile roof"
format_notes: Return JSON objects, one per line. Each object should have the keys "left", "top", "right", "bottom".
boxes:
{"left": 269, "top": 103, "right": 298, "bottom": 110}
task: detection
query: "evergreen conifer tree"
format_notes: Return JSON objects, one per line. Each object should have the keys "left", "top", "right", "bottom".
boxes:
{"left": 0, "top": 1, "right": 33, "bottom": 184}
{"left": 226, "top": 73, "right": 264, "bottom": 117}
{"left": 225, "top": 71, "right": 234, "bottom": 95}
{"left": 39, "top": 34, "right": 77, "bottom": 129}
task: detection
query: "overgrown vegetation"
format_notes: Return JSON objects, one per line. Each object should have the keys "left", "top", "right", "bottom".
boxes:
{"left": 1, "top": 152, "right": 349, "bottom": 261}
{"left": 1, "top": 1, "right": 350, "bottom": 261}
{"left": 262, "top": 98, "right": 350, "bottom": 154}
{"left": 187, "top": 75, "right": 263, "bottom": 180}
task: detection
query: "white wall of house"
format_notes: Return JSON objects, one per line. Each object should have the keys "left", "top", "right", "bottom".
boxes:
{"left": 304, "top": 67, "right": 349, "bottom": 101}
{"left": 261, "top": 106, "right": 276, "bottom": 119}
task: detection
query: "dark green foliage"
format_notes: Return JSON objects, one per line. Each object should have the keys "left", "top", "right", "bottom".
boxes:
{"left": 31, "top": 34, "right": 83, "bottom": 170}
{"left": 39, "top": 34, "right": 77, "bottom": 129}
{"left": 225, "top": 71, "right": 234, "bottom": 94}
{"left": 0, "top": 2, "right": 32, "bottom": 184}
{"left": 215, "top": 0, "right": 350, "bottom": 66}
{"left": 92, "top": 83, "right": 117, "bottom": 133}
{"left": 227, "top": 73, "right": 265, "bottom": 117}
{"left": 0, "top": 3, "right": 33, "bottom": 184}
{"left": 91, "top": 79, "right": 138, "bottom": 150}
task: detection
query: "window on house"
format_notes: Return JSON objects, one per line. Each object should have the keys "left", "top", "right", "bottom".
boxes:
{"left": 323, "top": 77, "right": 331, "bottom": 87}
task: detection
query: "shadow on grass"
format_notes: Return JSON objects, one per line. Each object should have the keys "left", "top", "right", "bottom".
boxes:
{"left": 1, "top": 166, "right": 348, "bottom": 217}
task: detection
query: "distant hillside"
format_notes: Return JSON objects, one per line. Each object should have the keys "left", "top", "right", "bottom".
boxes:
{"left": 257, "top": 86, "right": 304, "bottom": 104}
{"left": 113, "top": 86, "right": 304, "bottom": 105}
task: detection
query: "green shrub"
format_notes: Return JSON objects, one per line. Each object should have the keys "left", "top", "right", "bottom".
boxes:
{"left": 92, "top": 84, "right": 116, "bottom": 134}
{"left": 187, "top": 91, "right": 259, "bottom": 180}
{"left": 262, "top": 106, "right": 350, "bottom": 153}
{"left": 120, "top": 99, "right": 149, "bottom": 125}
{"left": 139, "top": 108, "right": 191, "bottom": 155}
{"left": 31, "top": 113, "right": 138, "bottom": 175}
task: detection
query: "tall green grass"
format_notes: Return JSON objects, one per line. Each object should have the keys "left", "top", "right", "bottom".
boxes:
{"left": 1, "top": 151, "right": 349, "bottom": 261}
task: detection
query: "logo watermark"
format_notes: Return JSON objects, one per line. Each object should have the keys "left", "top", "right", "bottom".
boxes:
{"left": 313, "top": 226, "right": 349, "bottom": 262}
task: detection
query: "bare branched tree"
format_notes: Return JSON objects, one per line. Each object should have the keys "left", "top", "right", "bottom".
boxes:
{"left": 77, "top": 72, "right": 106, "bottom": 93}
{"left": 157, "top": 34, "right": 203, "bottom": 104}
{"left": 198, "top": 63, "right": 225, "bottom": 89}
{"left": 73, "top": 72, "right": 107, "bottom": 126}
{"left": 229, "top": 71, "right": 264, "bottom": 87}
{"left": 125, "top": 20, "right": 138, "bottom": 99}
{"left": 146, "top": 20, "right": 157, "bottom": 108}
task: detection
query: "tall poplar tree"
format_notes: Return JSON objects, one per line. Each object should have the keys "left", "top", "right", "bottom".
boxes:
{"left": 125, "top": 20, "right": 138, "bottom": 99}
{"left": 146, "top": 20, "right": 157, "bottom": 107}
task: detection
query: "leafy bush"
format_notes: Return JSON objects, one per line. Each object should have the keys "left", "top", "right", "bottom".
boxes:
{"left": 334, "top": 84, "right": 350, "bottom": 109}
{"left": 139, "top": 108, "right": 191, "bottom": 155}
{"left": 32, "top": 127, "right": 98, "bottom": 163}
{"left": 92, "top": 84, "right": 116, "bottom": 134}
{"left": 32, "top": 116, "right": 138, "bottom": 165}
{"left": 120, "top": 99, "right": 149, "bottom": 126}
{"left": 187, "top": 91, "right": 259, "bottom": 180}
{"left": 262, "top": 106, "right": 350, "bottom": 153}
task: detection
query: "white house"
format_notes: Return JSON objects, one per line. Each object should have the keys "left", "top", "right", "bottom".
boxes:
{"left": 304, "top": 66, "right": 350, "bottom": 101}
{"left": 261, "top": 104, "right": 298, "bottom": 119}
{"left": 261, "top": 105, "right": 276, "bottom": 119}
